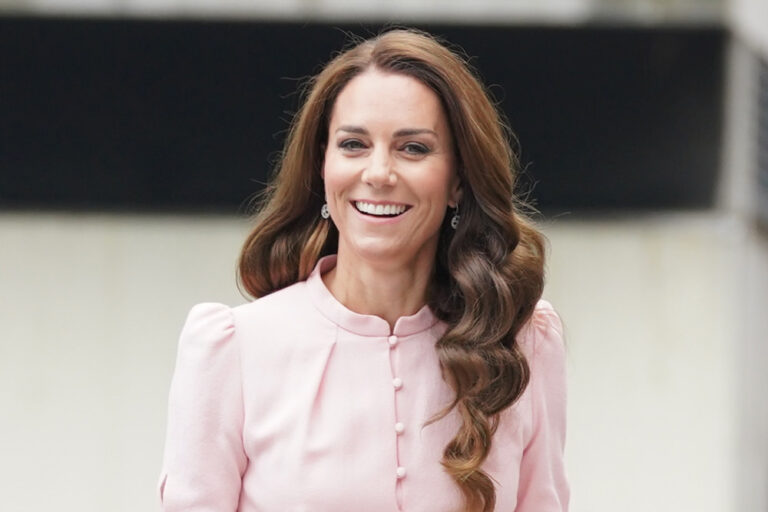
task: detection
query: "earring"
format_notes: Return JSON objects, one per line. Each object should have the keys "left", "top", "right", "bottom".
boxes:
{"left": 450, "top": 205, "right": 460, "bottom": 230}
{"left": 321, "top": 203, "right": 330, "bottom": 219}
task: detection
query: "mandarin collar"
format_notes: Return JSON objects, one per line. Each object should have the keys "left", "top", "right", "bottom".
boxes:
{"left": 306, "top": 255, "right": 439, "bottom": 337}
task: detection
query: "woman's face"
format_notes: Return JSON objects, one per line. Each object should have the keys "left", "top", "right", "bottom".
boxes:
{"left": 322, "top": 68, "right": 461, "bottom": 269}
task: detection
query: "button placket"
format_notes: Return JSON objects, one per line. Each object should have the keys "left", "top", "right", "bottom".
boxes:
{"left": 387, "top": 334, "right": 406, "bottom": 509}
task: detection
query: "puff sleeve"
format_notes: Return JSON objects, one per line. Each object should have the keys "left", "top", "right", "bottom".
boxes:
{"left": 158, "top": 303, "right": 247, "bottom": 511}
{"left": 516, "top": 302, "right": 569, "bottom": 511}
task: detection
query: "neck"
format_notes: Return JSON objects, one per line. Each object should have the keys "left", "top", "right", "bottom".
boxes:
{"left": 323, "top": 250, "right": 435, "bottom": 331}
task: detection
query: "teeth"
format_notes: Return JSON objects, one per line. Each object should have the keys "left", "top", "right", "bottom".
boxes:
{"left": 355, "top": 201, "right": 407, "bottom": 216}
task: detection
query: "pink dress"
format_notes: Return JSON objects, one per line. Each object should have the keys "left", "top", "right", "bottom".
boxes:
{"left": 158, "top": 255, "right": 569, "bottom": 511}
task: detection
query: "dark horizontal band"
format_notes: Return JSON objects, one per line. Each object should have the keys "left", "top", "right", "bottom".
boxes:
{"left": 0, "top": 17, "right": 725, "bottom": 214}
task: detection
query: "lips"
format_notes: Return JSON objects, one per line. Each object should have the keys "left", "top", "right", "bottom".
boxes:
{"left": 354, "top": 201, "right": 410, "bottom": 217}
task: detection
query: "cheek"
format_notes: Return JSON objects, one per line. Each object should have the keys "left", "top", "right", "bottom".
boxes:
{"left": 322, "top": 170, "right": 343, "bottom": 197}
{"left": 323, "top": 154, "right": 356, "bottom": 191}
{"left": 322, "top": 162, "right": 351, "bottom": 206}
{"left": 415, "top": 166, "right": 456, "bottom": 200}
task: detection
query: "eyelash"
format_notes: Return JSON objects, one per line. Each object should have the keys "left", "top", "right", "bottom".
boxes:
{"left": 338, "top": 139, "right": 431, "bottom": 155}
{"left": 339, "top": 139, "right": 366, "bottom": 151}
{"left": 403, "top": 142, "right": 430, "bottom": 155}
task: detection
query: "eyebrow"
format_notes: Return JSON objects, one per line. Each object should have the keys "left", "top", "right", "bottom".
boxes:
{"left": 336, "top": 125, "right": 438, "bottom": 138}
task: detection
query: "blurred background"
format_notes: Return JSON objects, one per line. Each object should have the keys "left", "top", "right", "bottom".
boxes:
{"left": 1, "top": 0, "right": 767, "bottom": 510}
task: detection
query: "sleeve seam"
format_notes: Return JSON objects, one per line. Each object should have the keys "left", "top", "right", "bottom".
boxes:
{"left": 527, "top": 320, "right": 541, "bottom": 448}
{"left": 233, "top": 308, "right": 247, "bottom": 462}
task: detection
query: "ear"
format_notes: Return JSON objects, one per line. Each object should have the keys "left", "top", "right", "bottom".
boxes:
{"left": 448, "top": 176, "right": 462, "bottom": 208}
{"left": 320, "top": 144, "right": 327, "bottom": 179}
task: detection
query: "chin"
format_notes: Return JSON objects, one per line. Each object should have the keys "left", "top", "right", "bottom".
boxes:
{"left": 342, "top": 235, "right": 439, "bottom": 269}
{"left": 351, "top": 241, "right": 406, "bottom": 262}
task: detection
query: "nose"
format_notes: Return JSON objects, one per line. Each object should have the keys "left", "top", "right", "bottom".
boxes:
{"left": 361, "top": 148, "right": 396, "bottom": 188}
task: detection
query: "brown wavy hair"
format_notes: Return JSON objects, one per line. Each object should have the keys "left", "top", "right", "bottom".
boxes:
{"left": 238, "top": 28, "right": 545, "bottom": 512}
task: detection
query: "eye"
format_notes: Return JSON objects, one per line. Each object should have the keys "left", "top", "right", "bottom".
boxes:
{"left": 339, "top": 139, "right": 367, "bottom": 151}
{"left": 402, "top": 142, "right": 430, "bottom": 155}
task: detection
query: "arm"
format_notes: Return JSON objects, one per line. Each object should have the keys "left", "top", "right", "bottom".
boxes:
{"left": 516, "top": 302, "right": 569, "bottom": 511}
{"left": 158, "top": 303, "right": 247, "bottom": 511}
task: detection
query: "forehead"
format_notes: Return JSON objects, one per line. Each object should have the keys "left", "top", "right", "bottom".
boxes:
{"left": 329, "top": 69, "right": 448, "bottom": 131}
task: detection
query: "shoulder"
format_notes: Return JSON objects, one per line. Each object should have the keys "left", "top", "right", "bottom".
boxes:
{"left": 229, "top": 279, "right": 315, "bottom": 332}
{"left": 171, "top": 304, "right": 241, "bottom": 378}
{"left": 184, "top": 279, "right": 311, "bottom": 325}
{"left": 518, "top": 299, "right": 566, "bottom": 365}
{"left": 530, "top": 299, "right": 563, "bottom": 335}
{"left": 179, "top": 280, "right": 320, "bottom": 354}
{"left": 179, "top": 302, "right": 236, "bottom": 348}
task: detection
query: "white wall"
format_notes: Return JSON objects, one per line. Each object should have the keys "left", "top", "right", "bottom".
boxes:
{"left": 0, "top": 0, "right": 724, "bottom": 23}
{"left": 2, "top": 210, "right": 765, "bottom": 512}
{"left": 720, "top": 14, "right": 768, "bottom": 511}
{"left": 546, "top": 214, "right": 742, "bottom": 512}
{"left": 728, "top": 0, "right": 768, "bottom": 58}
{"left": 0, "top": 0, "right": 594, "bottom": 22}
{"left": 0, "top": 213, "right": 248, "bottom": 512}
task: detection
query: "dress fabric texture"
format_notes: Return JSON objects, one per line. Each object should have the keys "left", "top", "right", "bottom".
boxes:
{"left": 158, "top": 255, "right": 569, "bottom": 512}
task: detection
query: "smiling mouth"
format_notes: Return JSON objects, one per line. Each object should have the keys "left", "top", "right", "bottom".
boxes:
{"left": 354, "top": 201, "right": 410, "bottom": 217}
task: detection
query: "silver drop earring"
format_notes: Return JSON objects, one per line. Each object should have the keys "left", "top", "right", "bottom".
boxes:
{"left": 450, "top": 205, "right": 460, "bottom": 230}
{"left": 320, "top": 203, "right": 330, "bottom": 219}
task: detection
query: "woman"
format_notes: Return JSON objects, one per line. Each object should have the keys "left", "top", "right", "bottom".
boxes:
{"left": 158, "top": 28, "right": 568, "bottom": 512}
